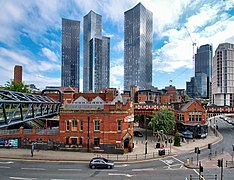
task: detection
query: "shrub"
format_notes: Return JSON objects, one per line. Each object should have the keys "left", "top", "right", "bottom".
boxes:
{"left": 174, "top": 131, "right": 181, "bottom": 146}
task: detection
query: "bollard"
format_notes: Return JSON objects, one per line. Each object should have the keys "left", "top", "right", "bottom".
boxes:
{"left": 117, "top": 154, "right": 118, "bottom": 160}
{"left": 215, "top": 151, "right": 217, "bottom": 156}
{"left": 191, "top": 157, "right": 193, "bottom": 164}
{"left": 186, "top": 158, "right": 190, "bottom": 167}
{"left": 126, "top": 155, "right": 128, "bottom": 161}
{"left": 221, "top": 148, "right": 224, "bottom": 154}
{"left": 136, "top": 154, "right": 137, "bottom": 160}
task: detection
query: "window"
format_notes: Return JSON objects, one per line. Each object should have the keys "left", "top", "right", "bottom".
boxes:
{"left": 197, "top": 115, "right": 202, "bottom": 121}
{"left": 179, "top": 114, "right": 184, "bottom": 122}
{"left": 189, "top": 115, "right": 192, "bottom": 122}
{"left": 66, "top": 121, "right": 70, "bottom": 131}
{"left": 94, "top": 137, "right": 100, "bottom": 147}
{"left": 80, "top": 120, "right": 83, "bottom": 131}
{"left": 94, "top": 120, "right": 100, "bottom": 131}
{"left": 117, "top": 120, "right": 122, "bottom": 131}
{"left": 72, "top": 120, "right": 77, "bottom": 131}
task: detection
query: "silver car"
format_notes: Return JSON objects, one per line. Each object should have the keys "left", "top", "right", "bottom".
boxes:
{"left": 89, "top": 157, "right": 114, "bottom": 169}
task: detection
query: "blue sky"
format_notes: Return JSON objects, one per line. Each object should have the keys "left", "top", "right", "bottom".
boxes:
{"left": 0, "top": 0, "right": 234, "bottom": 91}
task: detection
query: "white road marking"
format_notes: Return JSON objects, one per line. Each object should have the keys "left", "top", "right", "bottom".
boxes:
{"left": 172, "top": 156, "right": 184, "bottom": 163}
{"left": 160, "top": 159, "right": 171, "bottom": 166}
{"left": 0, "top": 161, "right": 14, "bottom": 164}
{"left": 21, "top": 167, "right": 46, "bottom": 171}
{"left": 58, "top": 168, "right": 82, "bottom": 171}
{"left": 9, "top": 177, "right": 37, "bottom": 180}
{"left": 132, "top": 168, "right": 156, "bottom": 171}
{"left": 99, "top": 169, "right": 118, "bottom": 172}
{"left": 115, "top": 164, "right": 129, "bottom": 167}
{"left": 0, "top": 165, "right": 10, "bottom": 168}
{"left": 108, "top": 173, "right": 133, "bottom": 177}
{"left": 193, "top": 169, "right": 206, "bottom": 180}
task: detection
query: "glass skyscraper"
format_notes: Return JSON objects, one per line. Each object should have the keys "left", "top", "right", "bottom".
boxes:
{"left": 189, "top": 44, "right": 213, "bottom": 98}
{"left": 83, "top": 11, "right": 110, "bottom": 92}
{"left": 124, "top": 3, "right": 153, "bottom": 91}
{"left": 61, "top": 18, "right": 80, "bottom": 89}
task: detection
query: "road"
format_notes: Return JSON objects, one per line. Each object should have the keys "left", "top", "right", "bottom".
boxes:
{"left": 0, "top": 118, "right": 234, "bottom": 180}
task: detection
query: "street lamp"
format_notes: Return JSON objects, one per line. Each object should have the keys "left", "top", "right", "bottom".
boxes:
{"left": 145, "top": 116, "right": 148, "bottom": 154}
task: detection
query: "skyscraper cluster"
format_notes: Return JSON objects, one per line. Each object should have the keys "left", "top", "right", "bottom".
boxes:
{"left": 61, "top": 3, "right": 153, "bottom": 93}
{"left": 62, "top": 11, "right": 110, "bottom": 93}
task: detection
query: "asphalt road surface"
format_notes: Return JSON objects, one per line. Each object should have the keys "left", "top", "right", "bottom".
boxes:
{"left": 0, "top": 118, "right": 234, "bottom": 180}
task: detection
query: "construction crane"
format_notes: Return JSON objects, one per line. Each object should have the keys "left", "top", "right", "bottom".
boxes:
{"left": 185, "top": 26, "right": 196, "bottom": 75}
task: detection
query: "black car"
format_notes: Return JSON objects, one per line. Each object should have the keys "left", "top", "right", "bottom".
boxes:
{"left": 134, "top": 131, "right": 143, "bottom": 137}
{"left": 89, "top": 157, "right": 114, "bottom": 169}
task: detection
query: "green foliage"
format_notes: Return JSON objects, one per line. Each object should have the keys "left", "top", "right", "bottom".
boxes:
{"left": 134, "top": 114, "right": 144, "bottom": 123}
{"left": 148, "top": 108, "right": 175, "bottom": 134}
{"left": 173, "top": 131, "right": 181, "bottom": 146}
{"left": 3, "top": 80, "right": 31, "bottom": 93}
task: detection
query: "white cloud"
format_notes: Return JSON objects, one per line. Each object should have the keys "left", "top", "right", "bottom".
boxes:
{"left": 42, "top": 48, "right": 59, "bottom": 62}
{"left": 113, "top": 40, "right": 124, "bottom": 52}
{"left": 110, "top": 64, "right": 124, "bottom": 88}
{"left": 24, "top": 73, "right": 60, "bottom": 90}
{"left": 154, "top": 0, "right": 234, "bottom": 75}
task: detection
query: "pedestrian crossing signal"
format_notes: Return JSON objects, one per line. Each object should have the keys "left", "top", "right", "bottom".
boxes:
{"left": 217, "top": 159, "right": 223, "bottom": 167}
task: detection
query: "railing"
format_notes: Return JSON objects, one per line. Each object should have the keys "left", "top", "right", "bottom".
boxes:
{"left": 24, "top": 129, "right": 33, "bottom": 134}
{"left": 0, "top": 129, "right": 20, "bottom": 135}
{"left": 95, "top": 150, "right": 170, "bottom": 162}
{"left": 36, "top": 128, "right": 59, "bottom": 135}
{"left": 64, "top": 104, "right": 104, "bottom": 110}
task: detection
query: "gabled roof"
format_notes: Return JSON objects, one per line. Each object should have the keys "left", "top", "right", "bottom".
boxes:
{"left": 91, "top": 96, "right": 104, "bottom": 104}
{"left": 180, "top": 99, "right": 203, "bottom": 112}
{"left": 74, "top": 96, "right": 88, "bottom": 104}
{"left": 63, "top": 86, "right": 75, "bottom": 93}
{"left": 181, "top": 101, "right": 194, "bottom": 112}
{"left": 111, "top": 94, "right": 123, "bottom": 104}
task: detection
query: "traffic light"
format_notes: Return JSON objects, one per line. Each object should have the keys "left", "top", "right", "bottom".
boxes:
{"left": 217, "top": 159, "right": 223, "bottom": 167}
{"left": 197, "top": 149, "right": 200, "bottom": 154}
{"left": 208, "top": 143, "right": 211, "bottom": 149}
{"left": 195, "top": 147, "right": 199, "bottom": 153}
{"left": 199, "top": 165, "right": 203, "bottom": 172}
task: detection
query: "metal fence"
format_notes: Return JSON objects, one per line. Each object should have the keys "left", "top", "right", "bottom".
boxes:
{"left": 94, "top": 150, "right": 170, "bottom": 161}
{"left": 0, "top": 129, "right": 20, "bottom": 135}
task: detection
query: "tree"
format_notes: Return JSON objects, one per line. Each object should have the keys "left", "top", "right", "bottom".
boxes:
{"left": 174, "top": 131, "right": 181, "bottom": 146}
{"left": 3, "top": 80, "right": 31, "bottom": 93}
{"left": 148, "top": 108, "right": 175, "bottom": 134}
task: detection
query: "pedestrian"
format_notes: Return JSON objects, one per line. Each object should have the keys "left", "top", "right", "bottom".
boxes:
{"left": 31, "top": 143, "right": 34, "bottom": 157}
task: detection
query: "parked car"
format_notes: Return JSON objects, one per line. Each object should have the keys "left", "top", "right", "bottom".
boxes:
{"left": 134, "top": 131, "right": 143, "bottom": 137}
{"left": 89, "top": 157, "right": 114, "bottom": 169}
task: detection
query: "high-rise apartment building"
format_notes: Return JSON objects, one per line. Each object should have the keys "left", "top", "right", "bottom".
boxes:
{"left": 194, "top": 44, "right": 213, "bottom": 98}
{"left": 101, "top": 36, "right": 110, "bottom": 89}
{"left": 212, "top": 43, "right": 234, "bottom": 106}
{"left": 83, "top": 11, "right": 110, "bottom": 92}
{"left": 14, "top": 65, "right": 22, "bottom": 83}
{"left": 61, "top": 18, "right": 80, "bottom": 90}
{"left": 124, "top": 3, "right": 153, "bottom": 91}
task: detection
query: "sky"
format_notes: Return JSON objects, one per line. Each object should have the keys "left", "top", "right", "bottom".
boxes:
{"left": 0, "top": 0, "right": 234, "bottom": 91}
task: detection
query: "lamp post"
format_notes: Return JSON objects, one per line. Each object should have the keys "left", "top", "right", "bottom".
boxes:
{"left": 87, "top": 116, "right": 90, "bottom": 152}
{"left": 145, "top": 116, "right": 148, "bottom": 154}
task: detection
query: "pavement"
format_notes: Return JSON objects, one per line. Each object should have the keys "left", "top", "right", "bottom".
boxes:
{"left": 0, "top": 127, "right": 223, "bottom": 163}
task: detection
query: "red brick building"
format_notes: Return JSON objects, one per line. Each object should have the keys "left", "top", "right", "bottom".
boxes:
{"left": 174, "top": 99, "right": 208, "bottom": 138}
{"left": 14, "top": 65, "right": 22, "bottom": 83}
{"left": 59, "top": 94, "right": 134, "bottom": 154}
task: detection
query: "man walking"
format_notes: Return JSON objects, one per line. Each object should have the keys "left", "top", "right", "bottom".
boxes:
{"left": 31, "top": 143, "right": 34, "bottom": 157}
